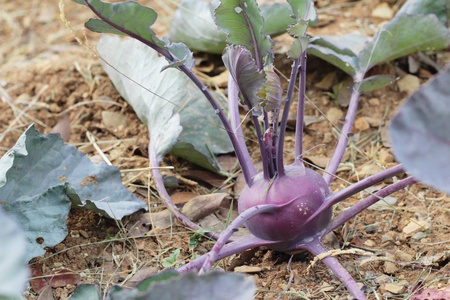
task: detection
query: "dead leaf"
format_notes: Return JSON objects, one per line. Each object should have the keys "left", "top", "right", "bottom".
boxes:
{"left": 124, "top": 267, "right": 159, "bottom": 288}
{"left": 233, "top": 173, "right": 247, "bottom": 195}
{"left": 315, "top": 72, "right": 337, "bottom": 90}
{"left": 303, "top": 155, "right": 330, "bottom": 169}
{"left": 170, "top": 192, "right": 197, "bottom": 205}
{"left": 50, "top": 114, "right": 70, "bottom": 142}
{"left": 37, "top": 285, "right": 54, "bottom": 300}
{"left": 30, "top": 266, "right": 48, "bottom": 294}
{"left": 217, "top": 155, "right": 238, "bottom": 172}
{"left": 207, "top": 70, "right": 229, "bottom": 88}
{"left": 49, "top": 269, "right": 80, "bottom": 288}
{"left": 127, "top": 210, "right": 174, "bottom": 235}
{"left": 181, "top": 193, "right": 230, "bottom": 221}
{"left": 102, "top": 111, "right": 127, "bottom": 130}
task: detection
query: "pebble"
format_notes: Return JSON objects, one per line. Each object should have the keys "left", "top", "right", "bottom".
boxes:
{"left": 383, "top": 261, "right": 398, "bottom": 274}
{"left": 354, "top": 117, "right": 370, "bottom": 131}
{"left": 315, "top": 72, "right": 337, "bottom": 90}
{"left": 79, "top": 230, "right": 89, "bottom": 239}
{"left": 365, "top": 224, "right": 377, "bottom": 233}
{"left": 379, "top": 148, "right": 394, "bottom": 163}
{"left": 397, "top": 74, "right": 421, "bottom": 94}
{"left": 326, "top": 107, "right": 344, "bottom": 124}
{"left": 375, "top": 274, "right": 391, "bottom": 285}
{"left": 234, "top": 266, "right": 262, "bottom": 273}
{"left": 369, "top": 98, "right": 380, "bottom": 106}
{"left": 382, "top": 283, "right": 406, "bottom": 294}
{"left": 402, "top": 219, "right": 430, "bottom": 236}
{"left": 365, "top": 117, "right": 383, "bottom": 128}
{"left": 372, "top": 3, "right": 394, "bottom": 19}
{"left": 364, "top": 239, "right": 376, "bottom": 247}
{"left": 395, "top": 249, "right": 413, "bottom": 262}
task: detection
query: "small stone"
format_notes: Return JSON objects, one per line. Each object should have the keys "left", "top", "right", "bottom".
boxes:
{"left": 381, "top": 232, "right": 396, "bottom": 243}
{"left": 412, "top": 232, "right": 427, "bottom": 240}
{"left": 402, "top": 219, "right": 430, "bottom": 236}
{"left": 383, "top": 261, "right": 398, "bottom": 274}
{"left": 234, "top": 266, "right": 262, "bottom": 273}
{"left": 397, "top": 74, "right": 421, "bottom": 94}
{"left": 372, "top": 3, "right": 394, "bottom": 19}
{"left": 369, "top": 98, "right": 380, "bottom": 106}
{"left": 379, "top": 148, "right": 394, "bottom": 163}
{"left": 326, "top": 107, "right": 344, "bottom": 124}
{"left": 365, "top": 117, "right": 383, "bottom": 128}
{"left": 364, "top": 240, "right": 376, "bottom": 247}
{"left": 395, "top": 250, "right": 413, "bottom": 262}
{"left": 383, "top": 283, "right": 406, "bottom": 294}
{"left": 365, "top": 224, "right": 377, "bottom": 234}
{"left": 375, "top": 274, "right": 391, "bottom": 285}
{"left": 315, "top": 72, "right": 337, "bottom": 90}
{"left": 354, "top": 117, "right": 370, "bottom": 131}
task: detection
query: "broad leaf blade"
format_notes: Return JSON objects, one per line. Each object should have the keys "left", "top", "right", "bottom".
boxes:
{"left": 287, "top": 0, "right": 317, "bottom": 22}
{"left": 215, "top": 0, "right": 273, "bottom": 67}
{"left": 358, "top": 75, "right": 395, "bottom": 92}
{"left": 109, "top": 271, "right": 255, "bottom": 300}
{"left": 390, "top": 66, "right": 450, "bottom": 193}
{"left": 0, "top": 125, "right": 147, "bottom": 222}
{"left": 80, "top": 0, "right": 166, "bottom": 50}
{"left": 70, "top": 284, "right": 101, "bottom": 300}
{"left": 97, "top": 36, "right": 232, "bottom": 172}
{"left": 223, "top": 45, "right": 266, "bottom": 115}
{"left": 308, "top": 44, "right": 359, "bottom": 76}
{"left": 359, "top": 14, "right": 449, "bottom": 72}
{"left": 0, "top": 208, "right": 29, "bottom": 298}
{"left": 258, "top": 66, "right": 282, "bottom": 111}
{"left": 312, "top": 34, "right": 367, "bottom": 57}
{"left": 397, "top": 0, "right": 448, "bottom": 25}
{"left": 85, "top": 19, "right": 127, "bottom": 36}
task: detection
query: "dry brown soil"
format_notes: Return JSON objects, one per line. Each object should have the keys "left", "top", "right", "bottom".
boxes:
{"left": 1, "top": 0, "right": 449, "bottom": 299}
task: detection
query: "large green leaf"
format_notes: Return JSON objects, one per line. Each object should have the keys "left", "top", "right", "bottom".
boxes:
{"left": 70, "top": 284, "right": 101, "bottom": 300}
{"left": 397, "top": 0, "right": 448, "bottom": 25}
{"left": 79, "top": 0, "right": 166, "bottom": 50}
{"left": 308, "top": 44, "right": 359, "bottom": 77}
{"left": 390, "top": 66, "right": 450, "bottom": 194}
{"left": 97, "top": 35, "right": 232, "bottom": 172}
{"left": 0, "top": 125, "right": 147, "bottom": 222}
{"left": 0, "top": 207, "right": 29, "bottom": 298}
{"left": 359, "top": 14, "right": 449, "bottom": 72}
{"left": 215, "top": 0, "right": 273, "bottom": 67}
{"left": 108, "top": 271, "right": 255, "bottom": 300}
{"left": 358, "top": 75, "right": 395, "bottom": 92}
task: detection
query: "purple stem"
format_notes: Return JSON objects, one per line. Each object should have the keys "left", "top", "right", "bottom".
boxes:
{"left": 253, "top": 115, "right": 270, "bottom": 180}
{"left": 294, "top": 52, "right": 307, "bottom": 160}
{"left": 324, "top": 176, "right": 416, "bottom": 235}
{"left": 303, "top": 238, "right": 366, "bottom": 300}
{"left": 228, "top": 73, "right": 257, "bottom": 178}
{"left": 323, "top": 87, "right": 361, "bottom": 185}
{"left": 178, "top": 235, "right": 277, "bottom": 274}
{"left": 277, "top": 59, "right": 301, "bottom": 176}
{"left": 149, "top": 150, "right": 221, "bottom": 240}
{"left": 200, "top": 204, "right": 278, "bottom": 274}
{"left": 307, "top": 164, "right": 405, "bottom": 223}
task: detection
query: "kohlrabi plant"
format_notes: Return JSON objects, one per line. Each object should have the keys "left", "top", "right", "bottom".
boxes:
{"left": 71, "top": 0, "right": 449, "bottom": 299}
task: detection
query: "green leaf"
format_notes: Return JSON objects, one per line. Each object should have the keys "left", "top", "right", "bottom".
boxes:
{"left": 109, "top": 271, "right": 255, "bottom": 300}
{"left": 390, "top": 66, "right": 450, "bottom": 194}
{"left": 397, "top": 0, "right": 448, "bottom": 25}
{"left": 84, "top": 19, "right": 127, "bottom": 36}
{"left": 166, "top": 42, "right": 195, "bottom": 70}
{"left": 261, "top": 4, "right": 297, "bottom": 36}
{"left": 136, "top": 270, "right": 179, "bottom": 292}
{"left": 70, "top": 284, "right": 101, "bottom": 300}
{"left": 0, "top": 208, "right": 29, "bottom": 298}
{"left": 222, "top": 45, "right": 266, "bottom": 115}
{"left": 0, "top": 125, "right": 147, "bottom": 223}
{"left": 215, "top": 0, "right": 273, "bottom": 67}
{"left": 308, "top": 44, "right": 359, "bottom": 76}
{"left": 162, "top": 249, "right": 181, "bottom": 268}
{"left": 287, "top": 37, "right": 308, "bottom": 59}
{"left": 79, "top": 0, "right": 166, "bottom": 50}
{"left": 311, "top": 34, "right": 367, "bottom": 57}
{"left": 287, "top": 0, "right": 317, "bottom": 21}
{"left": 97, "top": 35, "right": 232, "bottom": 171}
{"left": 258, "top": 66, "right": 282, "bottom": 112}
{"left": 358, "top": 75, "right": 395, "bottom": 92}
{"left": 359, "top": 14, "right": 449, "bottom": 72}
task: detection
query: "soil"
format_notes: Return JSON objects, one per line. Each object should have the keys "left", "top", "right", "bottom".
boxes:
{"left": 1, "top": 0, "right": 449, "bottom": 299}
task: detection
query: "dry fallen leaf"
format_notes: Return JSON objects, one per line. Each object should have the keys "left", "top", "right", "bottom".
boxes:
{"left": 50, "top": 114, "right": 71, "bottom": 142}
{"left": 181, "top": 193, "right": 230, "bottom": 221}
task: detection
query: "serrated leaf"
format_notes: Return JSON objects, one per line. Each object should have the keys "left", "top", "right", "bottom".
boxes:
{"left": 397, "top": 0, "right": 448, "bottom": 25}
{"left": 258, "top": 66, "right": 282, "bottom": 111}
{"left": 222, "top": 45, "right": 266, "bottom": 115}
{"left": 79, "top": 0, "right": 166, "bottom": 50}
{"left": 390, "top": 66, "right": 450, "bottom": 194}
{"left": 70, "top": 284, "right": 101, "bottom": 300}
{"left": 288, "top": 19, "right": 309, "bottom": 37}
{"left": 109, "top": 271, "right": 255, "bottom": 300}
{"left": 308, "top": 44, "right": 359, "bottom": 76}
{"left": 97, "top": 35, "right": 232, "bottom": 172}
{"left": 215, "top": 0, "right": 273, "bottom": 68}
{"left": 287, "top": 37, "right": 308, "bottom": 59}
{"left": 0, "top": 208, "right": 29, "bottom": 298}
{"left": 166, "top": 42, "right": 195, "bottom": 70}
{"left": 358, "top": 75, "right": 395, "bottom": 92}
{"left": 0, "top": 125, "right": 147, "bottom": 225}
{"left": 287, "top": 0, "right": 317, "bottom": 22}
{"left": 359, "top": 14, "right": 449, "bottom": 72}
